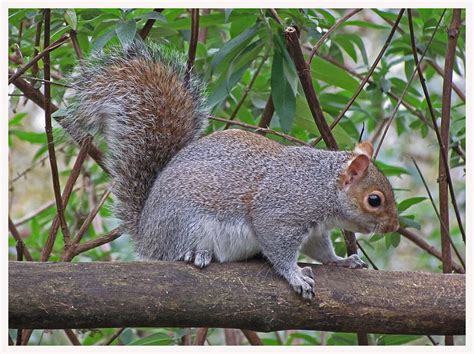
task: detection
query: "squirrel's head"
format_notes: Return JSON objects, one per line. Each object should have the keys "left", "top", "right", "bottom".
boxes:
{"left": 336, "top": 141, "right": 399, "bottom": 234}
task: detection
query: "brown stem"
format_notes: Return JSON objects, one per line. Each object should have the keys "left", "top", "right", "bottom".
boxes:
{"left": 61, "top": 186, "right": 113, "bottom": 261}
{"left": 268, "top": 9, "right": 283, "bottom": 25}
{"left": 71, "top": 228, "right": 122, "bottom": 258}
{"left": 407, "top": 10, "right": 465, "bottom": 243}
{"left": 257, "top": 97, "right": 274, "bottom": 131}
{"left": 187, "top": 9, "right": 200, "bottom": 73}
{"left": 69, "top": 30, "right": 83, "bottom": 60}
{"left": 319, "top": 54, "right": 431, "bottom": 129}
{"left": 210, "top": 115, "right": 311, "bottom": 146}
{"left": 41, "top": 138, "right": 92, "bottom": 262}
{"left": 224, "top": 54, "right": 269, "bottom": 129}
{"left": 357, "top": 332, "right": 369, "bottom": 345}
{"left": 374, "top": 10, "right": 446, "bottom": 159}
{"left": 8, "top": 33, "right": 70, "bottom": 84}
{"left": 104, "top": 328, "right": 126, "bottom": 345}
{"left": 139, "top": 8, "right": 163, "bottom": 39}
{"left": 31, "top": 12, "right": 43, "bottom": 78}
{"left": 374, "top": 10, "right": 465, "bottom": 103}
{"left": 8, "top": 217, "right": 33, "bottom": 261}
{"left": 194, "top": 328, "right": 208, "bottom": 345}
{"left": 9, "top": 76, "right": 107, "bottom": 172}
{"left": 328, "top": 9, "right": 404, "bottom": 133}
{"left": 64, "top": 329, "right": 81, "bottom": 345}
{"left": 311, "top": 9, "right": 404, "bottom": 147}
{"left": 397, "top": 227, "right": 464, "bottom": 274}
{"left": 285, "top": 26, "right": 358, "bottom": 256}
{"left": 241, "top": 330, "right": 263, "bottom": 345}
{"left": 43, "top": 9, "right": 72, "bottom": 247}
{"left": 439, "top": 10, "right": 462, "bottom": 308}
{"left": 308, "top": 8, "right": 363, "bottom": 64}
{"left": 411, "top": 158, "right": 465, "bottom": 269}
{"left": 285, "top": 26, "right": 338, "bottom": 149}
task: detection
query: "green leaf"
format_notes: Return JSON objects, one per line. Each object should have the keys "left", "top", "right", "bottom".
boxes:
{"left": 373, "top": 160, "right": 410, "bottom": 177}
{"left": 9, "top": 112, "right": 28, "bottom": 127}
{"left": 130, "top": 332, "right": 175, "bottom": 345}
{"left": 116, "top": 20, "right": 137, "bottom": 47}
{"left": 92, "top": 28, "right": 116, "bottom": 51}
{"left": 64, "top": 9, "right": 77, "bottom": 31}
{"left": 210, "top": 24, "right": 259, "bottom": 71}
{"left": 310, "top": 57, "right": 360, "bottom": 92}
{"left": 398, "top": 197, "right": 427, "bottom": 213}
{"left": 334, "top": 34, "right": 357, "bottom": 62}
{"left": 271, "top": 49, "right": 296, "bottom": 133}
{"left": 10, "top": 130, "right": 47, "bottom": 144}
{"left": 376, "top": 334, "right": 422, "bottom": 345}
{"left": 399, "top": 215, "right": 421, "bottom": 230}
{"left": 286, "top": 332, "right": 319, "bottom": 345}
{"left": 343, "top": 20, "right": 390, "bottom": 30}
{"left": 136, "top": 11, "right": 166, "bottom": 22}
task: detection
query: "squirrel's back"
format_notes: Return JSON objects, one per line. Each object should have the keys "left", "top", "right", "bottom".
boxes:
{"left": 63, "top": 41, "right": 208, "bottom": 236}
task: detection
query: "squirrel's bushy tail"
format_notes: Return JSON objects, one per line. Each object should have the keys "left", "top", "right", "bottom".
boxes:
{"left": 63, "top": 40, "right": 208, "bottom": 236}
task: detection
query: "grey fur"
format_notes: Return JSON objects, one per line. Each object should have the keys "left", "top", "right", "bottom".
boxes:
{"left": 66, "top": 42, "right": 398, "bottom": 300}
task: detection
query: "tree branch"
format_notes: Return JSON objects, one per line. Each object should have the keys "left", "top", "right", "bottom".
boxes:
{"left": 8, "top": 261, "right": 465, "bottom": 335}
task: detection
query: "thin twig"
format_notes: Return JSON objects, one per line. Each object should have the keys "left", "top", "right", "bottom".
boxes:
{"left": 308, "top": 8, "right": 363, "bottom": 64}
{"left": 268, "top": 9, "right": 283, "bottom": 25}
{"left": 43, "top": 9, "right": 72, "bottom": 249}
{"left": 285, "top": 25, "right": 358, "bottom": 256}
{"left": 374, "top": 10, "right": 465, "bottom": 103}
{"left": 194, "top": 328, "right": 209, "bottom": 345}
{"left": 209, "top": 115, "right": 311, "bottom": 146}
{"left": 187, "top": 9, "right": 200, "bottom": 73}
{"left": 13, "top": 198, "right": 57, "bottom": 226}
{"left": 139, "top": 8, "right": 162, "bottom": 39}
{"left": 8, "top": 33, "right": 70, "bottom": 84}
{"left": 374, "top": 10, "right": 446, "bottom": 159}
{"left": 41, "top": 137, "right": 92, "bottom": 261}
{"left": 411, "top": 158, "right": 465, "bottom": 269}
{"left": 103, "top": 328, "right": 126, "bottom": 345}
{"left": 69, "top": 30, "right": 83, "bottom": 60}
{"left": 224, "top": 53, "right": 269, "bottom": 129}
{"left": 397, "top": 227, "right": 464, "bottom": 274}
{"left": 356, "top": 240, "right": 378, "bottom": 270}
{"left": 257, "top": 97, "right": 274, "bottom": 132}
{"left": 9, "top": 75, "right": 108, "bottom": 172}
{"left": 241, "top": 330, "right": 263, "bottom": 345}
{"left": 312, "top": 9, "right": 405, "bottom": 146}
{"left": 318, "top": 54, "right": 431, "bottom": 129}
{"left": 439, "top": 12, "right": 462, "bottom": 314}
{"left": 9, "top": 217, "right": 33, "bottom": 261}
{"left": 72, "top": 228, "right": 122, "bottom": 258}
{"left": 31, "top": 11, "right": 44, "bottom": 78}
{"left": 64, "top": 329, "right": 81, "bottom": 345}
{"left": 407, "top": 9, "right": 465, "bottom": 243}
{"left": 66, "top": 185, "right": 112, "bottom": 250}
{"left": 285, "top": 26, "right": 338, "bottom": 149}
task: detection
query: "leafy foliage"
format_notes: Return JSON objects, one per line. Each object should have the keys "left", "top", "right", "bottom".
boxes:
{"left": 8, "top": 8, "right": 465, "bottom": 346}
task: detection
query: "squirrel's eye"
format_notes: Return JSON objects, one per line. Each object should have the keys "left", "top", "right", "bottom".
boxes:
{"left": 368, "top": 194, "right": 382, "bottom": 207}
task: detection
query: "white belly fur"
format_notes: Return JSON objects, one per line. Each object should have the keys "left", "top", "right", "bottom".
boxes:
{"left": 197, "top": 217, "right": 261, "bottom": 262}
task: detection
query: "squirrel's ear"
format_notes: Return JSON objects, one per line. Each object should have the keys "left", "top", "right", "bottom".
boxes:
{"left": 354, "top": 141, "right": 373, "bottom": 159}
{"left": 341, "top": 154, "right": 370, "bottom": 190}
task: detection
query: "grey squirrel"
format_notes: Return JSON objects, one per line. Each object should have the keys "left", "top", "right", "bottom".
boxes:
{"left": 63, "top": 41, "right": 399, "bottom": 299}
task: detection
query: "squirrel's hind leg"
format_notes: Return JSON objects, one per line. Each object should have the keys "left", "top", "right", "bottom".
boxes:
{"left": 182, "top": 249, "right": 213, "bottom": 268}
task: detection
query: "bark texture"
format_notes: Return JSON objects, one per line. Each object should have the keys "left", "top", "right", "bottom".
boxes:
{"left": 9, "top": 261, "right": 465, "bottom": 334}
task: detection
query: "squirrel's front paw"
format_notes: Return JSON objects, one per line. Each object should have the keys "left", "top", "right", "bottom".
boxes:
{"left": 288, "top": 266, "right": 315, "bottom": 300}
{"left": 327, "top": 254, "right": 367, "bottom": 269}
